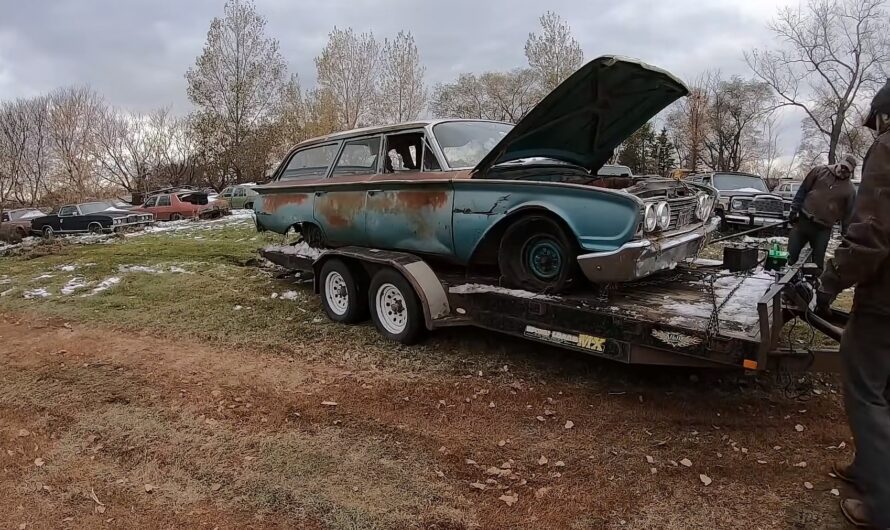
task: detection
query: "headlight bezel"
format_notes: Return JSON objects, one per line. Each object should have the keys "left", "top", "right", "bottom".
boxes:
{"left": 655, "top": 201, "right": 671, "bottom": 230}
{"left": 643, "top": 203, "right": 658, "bottom": 233}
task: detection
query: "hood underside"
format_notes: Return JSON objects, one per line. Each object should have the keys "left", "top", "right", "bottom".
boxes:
{"left": 473, "top": 56, "right": 688, "bottom": 177}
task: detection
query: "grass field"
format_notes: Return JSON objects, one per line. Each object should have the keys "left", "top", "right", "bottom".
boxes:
{"left": 0, "top": 216, "right": 859, "bottom": 529}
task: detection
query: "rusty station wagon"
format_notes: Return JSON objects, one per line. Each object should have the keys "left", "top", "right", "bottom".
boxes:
{"left": 254, "top": 56, "right": 718, "bottom": 291}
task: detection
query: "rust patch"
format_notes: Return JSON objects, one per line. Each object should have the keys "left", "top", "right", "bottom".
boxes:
{"left": 316, "top": 192, "right": 365, "bottom": 228}
{"left": 261, "top": 193, "right": 309, "bottom": 213}
{"left": 397, "top": 190, "right": 448, "bottom": 210}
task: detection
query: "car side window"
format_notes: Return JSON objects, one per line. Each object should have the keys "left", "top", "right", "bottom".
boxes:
{"left": 281, "top": 143, "right": 339, "bottom": 180}
{"left": 143, "top": 196, "right": 158, "bottom": 208}
{"left": 156, "top": 195, "right": 171, "bottom": 207}
{"left": 332, "top": 137, "right": 381, "bottom": 177}
{"left": 384, "top": 132, "right": 440, "bottom": 173}
{"left": 221, "top": 187, "right": 232, "bottom": 198}
{"left": 59, "top": 205, "right": 78, "bottom": 217}
{"left": 234, "top": 187, "right": 246, "bottom": 197}
{"left": 1, "top": 212, "right": 8, "bottom": 222}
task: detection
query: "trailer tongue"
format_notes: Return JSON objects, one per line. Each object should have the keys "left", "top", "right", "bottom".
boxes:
{"left": 260, "top": 245, "right": 843, "bottom": 372}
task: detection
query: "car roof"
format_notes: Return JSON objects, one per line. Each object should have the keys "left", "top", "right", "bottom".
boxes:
{"left": 290, "top": 119, "right": 512, "bottom": 151}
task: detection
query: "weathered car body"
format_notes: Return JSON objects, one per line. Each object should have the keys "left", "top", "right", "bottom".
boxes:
{"left": 689, "top": 172, "right": 786, "bottom": 230}
{"left": 774, "top": 180, "right": 801, "bottom": 201}
{"left": 30, "top": 202, "right": 154, "bottom": 237}
{"left": 254, "top": 56, "right": 718, "bottom": 287}
{"left": 136, "top": 190, "right": 230, "bottom": 220}
{"left": 221, "top": 185, "right": 258, "bottom": 210}
{"left": 1, "top": 208, "right": 45, "bottom": 242}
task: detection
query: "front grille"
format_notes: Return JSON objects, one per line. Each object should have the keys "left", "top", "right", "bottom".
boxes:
{"left": 753, "top": 197, "right": 783, "bottom": 215}
{"left": 667, "top": 197, "right": 697, "bottom": 230}
{"left": 126, "top": 215, "right": 138, "bottom": 224}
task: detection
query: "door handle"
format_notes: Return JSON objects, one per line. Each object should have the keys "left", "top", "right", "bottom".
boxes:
{"left": 367, "top": 190, "right": 382, "bottom": 196}
{"left": 315, "top": 191, "right": 327, "bottom": 196}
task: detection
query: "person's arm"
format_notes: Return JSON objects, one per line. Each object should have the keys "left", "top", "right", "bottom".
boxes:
{"left": 791, "top": 169, "right": 817, "bottom": 213}
{"left": 820, "top": 140, "right": 890, "bottom": 297}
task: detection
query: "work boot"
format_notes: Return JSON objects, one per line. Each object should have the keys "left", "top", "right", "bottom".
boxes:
{"left": 840, "top": 498, "right": 877, "bottom": 528}
{"left": 833, "top": 461, "right": 857, "bottom": 485}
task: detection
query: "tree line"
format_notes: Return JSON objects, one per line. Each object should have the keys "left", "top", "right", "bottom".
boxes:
{"left": 2, "top": 0, "right": 888, "bottom": 210}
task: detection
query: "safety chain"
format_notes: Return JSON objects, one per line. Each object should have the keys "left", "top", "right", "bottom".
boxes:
{"left": 704, "top": 272, "right": 749, "bottom": 346}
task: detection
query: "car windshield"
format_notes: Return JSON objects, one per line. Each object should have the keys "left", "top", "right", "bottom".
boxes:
{"left": 433, "top": 121, "right": 513, "bottom": 168}
{"left": 79, "top": 202, "right": 114, "bottom": 215}
{"left": 712, "top": 174, "right": 768, "bottom": 192}
{"left": 10, "top": 209, "right": 43, "bottom": 220}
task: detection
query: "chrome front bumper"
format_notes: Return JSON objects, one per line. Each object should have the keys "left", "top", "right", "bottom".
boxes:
{"left": 577, "top": 218, "right": 719, "bottom": 283}
{"left": 724, "top": 213, "right": 786, "bottom": 227}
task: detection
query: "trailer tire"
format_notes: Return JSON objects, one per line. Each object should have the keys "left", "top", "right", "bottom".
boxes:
{"left": 369, "top": 268, "right": 424, "bottom": 345}
{"left": 498, "top": 215, "right": 575, "bottom": 292}
{"left": 319, "top": 259, "right": 368, "bottom": 324}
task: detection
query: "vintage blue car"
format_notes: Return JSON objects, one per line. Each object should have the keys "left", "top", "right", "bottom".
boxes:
{"left": 253, "top": 56, "right": 718, "bottom": 291}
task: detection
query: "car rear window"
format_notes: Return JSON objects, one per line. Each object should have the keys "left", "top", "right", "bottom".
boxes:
{"left": 281, "top": 144, "right": 339, "bottom": 180}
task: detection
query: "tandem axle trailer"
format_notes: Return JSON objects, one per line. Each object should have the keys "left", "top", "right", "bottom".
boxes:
{"left": 260, "top": 244, "right": 845, "bottom": 372}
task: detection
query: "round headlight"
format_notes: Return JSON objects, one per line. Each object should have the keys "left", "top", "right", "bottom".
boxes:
{"left": 656, "top": 201, "right": 671, "bottom": 230}
{"left": 644, "top": 203, "right": 658, "bottom": 233}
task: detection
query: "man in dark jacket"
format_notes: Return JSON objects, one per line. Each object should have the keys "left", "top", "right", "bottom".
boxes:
{"left": 788, "top": 155, "right": 857, "bottom": 270}
{"left": 818, "top": 80, "right": 890, "bottom": 529}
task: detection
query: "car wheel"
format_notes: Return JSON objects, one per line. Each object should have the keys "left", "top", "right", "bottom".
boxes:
{"left": 319, "top": 259, "right": 368, "bottom": 324}
{"left": 244, "top": 202, "right": 253, "bottom": 210}
{"left": 301, "top": 223, "right": 325, "bottom": 247}
{"left": 42, "top": 226, "right": 54, "bottom": 239}
{"left": 498, "top": 215, "right": 576, "bottom": 292}
{"left": 15, "top": 227, "right": 27, "bottom": 241}
{"left": 88, "top": 222, "right": 103, "bottom": 234}
{"left": 369, "top": 268, "right": 424, "bottom": 344}
{"left": 171, "top": 213, "right": 183, "bottom": 221}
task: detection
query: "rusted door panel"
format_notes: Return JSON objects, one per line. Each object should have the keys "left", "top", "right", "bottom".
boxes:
{"left": 365, "top": 183, "right": 455, "bottom": 255}
{"left": 313, "top": 189, "right": 368, "bottom": 245}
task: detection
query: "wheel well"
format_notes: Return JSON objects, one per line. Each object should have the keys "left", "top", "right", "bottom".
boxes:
{"left": 469, "top": 207, "right": 578, "bottom": 265}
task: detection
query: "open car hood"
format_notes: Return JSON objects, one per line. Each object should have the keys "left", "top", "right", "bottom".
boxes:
{"left": 472, "top": 56, "right": 688, "bottom": 177}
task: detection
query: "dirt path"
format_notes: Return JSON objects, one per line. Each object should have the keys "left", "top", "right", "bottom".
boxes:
{"left": 0, "top": 312, "right": 856, "bottom": 529}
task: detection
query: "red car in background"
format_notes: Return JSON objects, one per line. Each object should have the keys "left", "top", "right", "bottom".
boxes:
{"left": 137, "top": 190, "right": 230, "bottom": 221}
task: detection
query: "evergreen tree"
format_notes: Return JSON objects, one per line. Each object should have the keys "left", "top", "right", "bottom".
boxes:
{"left": 617, "top": 122, "right": 655, "bottom": 174}
{"left": 654, "top": 127, "right": 676, "bottom": 177}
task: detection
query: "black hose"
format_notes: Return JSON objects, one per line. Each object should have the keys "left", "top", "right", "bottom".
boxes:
{"left": 710, "top": 221, "right": 790, "bottom": 244}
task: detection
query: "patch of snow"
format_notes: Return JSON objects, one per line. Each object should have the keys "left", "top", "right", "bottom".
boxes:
{"left": 264, "top": 242, "right": 323, "bottom": 260}
{"left": 58, "top": 265, "right": 77, "bottom": 272}
{"left": 169, "top": 266, "right": 187, "bottom": 273}
{"left": 23, "top": 288, "right": 51, "bottom": 299}
{"left": 0, "top": 288, "right": 14, "bottom": 297}
{"left": 84, "top": 277, "right": 121, "bottom": 296}
{"left": 280, "top": 290, "right": 301, "bottom": 301}
{"left": 118, "top": 265, "right": 161, "bottom": 274}
{"left": 61, "top": 277, "right": 89, "bottom": 295}
{"left": 664, "top": 269, "right": 775, "bottom": 330}
{"left": 0, "top": 277, "right": 11, "bottom": 285}
{"left": 732, "top": 187, "right": 769, "bottom": 193}
{"left": 449, "top": 283, "right": 558, "bottom": 300}
{"left": 31, "top": 273, "right": 54, "bottom": 281}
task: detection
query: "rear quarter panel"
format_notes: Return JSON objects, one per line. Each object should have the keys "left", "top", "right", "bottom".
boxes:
{"left": 451, "top": 180, "right": 641, "bottom": 263}
{"left": 253, "top": 190, "right": 315, "bottom": 234}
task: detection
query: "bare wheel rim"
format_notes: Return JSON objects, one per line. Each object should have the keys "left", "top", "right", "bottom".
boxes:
{"left": 375, "top": 283, "right": 408, "bottom": 335}
{"left": 43, "top": 227, "right": 53, "bottom": 237}
{"left": 324, "top": 271, "right": 349, "bottom": 316}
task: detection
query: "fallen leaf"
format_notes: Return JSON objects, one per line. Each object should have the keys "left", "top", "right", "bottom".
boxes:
{"left": 538, "top": 455, "right": 548, "bottom": 465}
{"left": 534, "top": 487, "right": 550, "bottom": 499}
{"left": 144, "top": 484, "right": 154, "bottom": 493}
{"left": 554, "top": 460, "right": 565, "bottom": 467}
{"left": 321, "top": 401, "right": 338, "bottom": 406}
{"left": 17, "top": 429, "right": 29, "bottom": 437}
{"left": 210, "top": 483, "right": 222, "bottom": 492}
{"left": 757, "top": 460, "right": 767, "bottom": 464}
{"left": 830, "top": 488, "right": 840, "bottom": 496}
{"left": 33, "top": 458, "right": 44, "bottom": 467}
{"left": 804, "top": 482, "right": 813, "bottom": 490}
{"left": 794, "top": 461, "right": 808, "bottom": 468}
{"left": 498, "top": 492, "right": 518, "bottom": 506}
{"left": 465, "top": 459, "right": 476, "bottom": 465}
{"left": 89, "top": 488, "right": 104, "bottom": 506}
{"left": 536, "top": 416, "right": 545, "bottom": 422}
{"left": 645, "top": 455, "right": 655, "bottom": 464}
{"left": 564, "top": 420, "right": 574, "bottom": 430}
{"left": 795, "top": 424, "right": 805, "bottom": 432}
{"left": 489, "top": 402, "right": 495, "bottom": 408}
{"left": 700, "top": 474, "right": 712, "bottom": 486}
{"left": 96, "top": 505, "right": 106, "bottom": 514}
{"left": 680, "top": 458, "right": 693, "bottom": 467}
{"left": 498, "top": 440, "right": 506, "bottom": 447}
{"left": 469, "top": 482, "right": 486, "bottom": 490}
{"left": 435, "top": 470, "right": 445, "bottom": 478}
{"left": 650, "top": 467, "right": 658, "bottom": 475}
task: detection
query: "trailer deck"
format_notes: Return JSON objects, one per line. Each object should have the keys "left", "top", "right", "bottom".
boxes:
{"left": 260, "top": 244, "right": 841, "bottom": 372}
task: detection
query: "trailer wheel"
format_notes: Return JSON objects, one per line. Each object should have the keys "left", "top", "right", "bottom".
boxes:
{"left": 369, "top": 268, "right": 424, "bottom": 345}
{"left": 498, "top": 215, "right": 575, "bottom": 292}
{"left": 319, "top": 259, "right": 368, "bottom": 324}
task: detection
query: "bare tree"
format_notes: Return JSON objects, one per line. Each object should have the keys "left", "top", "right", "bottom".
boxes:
{"left": 48, "top": 86, "right": 104, "bottom": 201}
{"left": 666, "top": 76, "right": 709, "bottom": 171}
{"left": 303, "top": 88, "right": 341, "bottom": 139}
{"left": 431, "top": 69, "right": 542, "bottom": 123}
{"left": 315, "top": 27, "right": 380, "bottom": 129}
{"left": 525, "top": 11, "right": 584, "bottom": 91}
{"left": 93, "top": 107, "right": 156, "bottom": 193}
{"left": 18, "top": 96, "right": 53, "bottom": 206}
{"left": 702, "top": 74, "right": 776, "bottom": 171}
{"left": 746, "top": 0, "right": 890, "bottom": 163}
{"left": 148, "top": 108, "right": 200, "bottom": 188}
{"left": 186, "top": 0, "right": 288, "bottom": 184}
{"left": 0, "top": 100, "right": 27, "bottom": 216}
{"left": 377, "top": 31, "right": 427, "bottom": 124}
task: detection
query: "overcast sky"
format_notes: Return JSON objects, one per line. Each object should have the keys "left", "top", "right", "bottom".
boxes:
{"left": 0, "top": 0, "right": 803, "bottom": 151}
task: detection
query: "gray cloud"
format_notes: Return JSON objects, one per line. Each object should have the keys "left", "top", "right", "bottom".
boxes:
{"left": 0, "top": 0, "right": 802, "bottom": 150}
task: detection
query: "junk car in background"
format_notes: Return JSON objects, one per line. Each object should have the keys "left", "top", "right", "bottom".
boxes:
{"left": 30, "top": 202, "right": 154, "bottom": 238}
